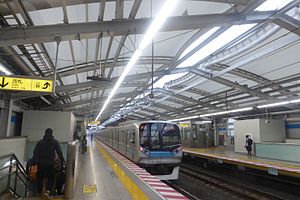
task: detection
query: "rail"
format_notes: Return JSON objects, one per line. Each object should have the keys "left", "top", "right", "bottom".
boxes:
{"left": 180, "top": 163, "right": 286, "bottom": 200}
{"left": 0, "top": 153, "right": 29, "bottom": 198}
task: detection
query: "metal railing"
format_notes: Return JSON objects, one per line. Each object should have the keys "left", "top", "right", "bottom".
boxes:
{"left": 0, "top": 153, "right": 29, "bottom": 198}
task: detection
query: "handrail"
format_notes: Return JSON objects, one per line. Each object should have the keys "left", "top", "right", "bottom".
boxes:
{"left": 0, "top": 153, "right": 29, "bottom": 198}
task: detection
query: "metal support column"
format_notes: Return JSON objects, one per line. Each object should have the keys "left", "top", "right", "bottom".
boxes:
{"left": 213, "top": 117, "right": 218, "bottom": 146}
{"left": 0, "top": 93, "right": 10, "bottom": 137}
{"left": 6, "top": 99, "right": 13, "bottom": 137}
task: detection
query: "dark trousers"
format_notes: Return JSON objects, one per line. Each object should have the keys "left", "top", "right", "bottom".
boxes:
{"left": 37, "top": 165, "right": 54, "bottom": 193}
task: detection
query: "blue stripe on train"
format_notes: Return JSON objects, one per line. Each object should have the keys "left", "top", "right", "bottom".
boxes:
{"left": 149, "top": 151, "right": 175, "bottom": 157}
{"left": 286, "top": 124, "right": 300, "bottom": 129}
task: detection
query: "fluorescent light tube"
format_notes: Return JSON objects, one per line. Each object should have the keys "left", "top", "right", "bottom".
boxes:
{"left": 200, "top": 107, "right": 253, "bottom": 117}
{"left": 257, "top": 101, "right": 290, "bottom": 108}
{"left": 169, "top": 115, "right": 200, "bottom": 122}
{"left": 0, "top": 63, "right": 12, "bottom": 75}
{"left": 290, "top": 99, "right": 300, "bottom": 103}
{"left": 95, "top": 0, "right": 179, "bottom": 121}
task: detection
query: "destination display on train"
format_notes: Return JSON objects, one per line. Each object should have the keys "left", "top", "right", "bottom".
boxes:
{"left": 0, "top": 76, "right": 53, "bottom": 93}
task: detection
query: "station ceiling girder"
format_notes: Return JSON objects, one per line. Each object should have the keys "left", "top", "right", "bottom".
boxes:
{"left": 0, "top": 11, "right": 276, "bottom": 46}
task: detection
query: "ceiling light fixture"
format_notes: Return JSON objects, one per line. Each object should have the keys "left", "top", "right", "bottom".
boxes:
{"left": 95, "top": 0, "right": 179, "bottom": 121}
{"left": 199, "top": 107, "right": 253, "bottom": 117}
{"left": 0, "top": 63, "right": 12, "bottom": 75}
{"left": 169, "top": 115, "right": 200, "bottom": 122}
{"left": 257, "top": 98, "right": 300, "bottom": 108}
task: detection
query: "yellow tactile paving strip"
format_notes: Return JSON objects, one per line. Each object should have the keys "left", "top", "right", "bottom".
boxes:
{"left": 95, "top": 142, "right": 149, "bottom": 200}
{"left": 184, "top": 147, "right": 300, "bottom": 177}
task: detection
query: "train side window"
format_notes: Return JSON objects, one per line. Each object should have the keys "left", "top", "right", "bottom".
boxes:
{"left": 127, "top": 131, "right": 130, "bottom": 145}
{"left": 120, "top": 131, "right": 124, "bottom": 144}
{"left": 130, "top": 130, "right": 135, "bottom": 143}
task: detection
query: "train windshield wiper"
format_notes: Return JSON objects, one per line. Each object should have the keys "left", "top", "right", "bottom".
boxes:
{"left": 162, "top": 144, "right": 180, "bottom": 149}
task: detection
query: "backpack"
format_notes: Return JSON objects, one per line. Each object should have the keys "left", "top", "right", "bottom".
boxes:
{"left": 248, "top": 138, "right": 253, "bottom": 146}
{"left": 28, "top": 164, "right": 38, "bottom": 182}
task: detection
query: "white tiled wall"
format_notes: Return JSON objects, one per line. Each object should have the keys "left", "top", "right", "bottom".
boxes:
{"left": 21, "top": 111, "right": 74, "bottom": 142}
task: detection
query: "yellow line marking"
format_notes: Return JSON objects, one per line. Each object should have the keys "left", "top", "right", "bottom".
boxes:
{"left": 95, "top": 142, "right": 149, "bottom": 200}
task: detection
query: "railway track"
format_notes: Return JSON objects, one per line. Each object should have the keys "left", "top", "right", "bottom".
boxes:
{"left": 179, "top": 164, "right": 286, "bottom": 200}
{"left": 164, "top": 180, "right": 202, "bottom": 200}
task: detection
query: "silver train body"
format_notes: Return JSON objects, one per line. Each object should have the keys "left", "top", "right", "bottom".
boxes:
{"left": 97, "top": 121, "right": 182, "bottom": 180}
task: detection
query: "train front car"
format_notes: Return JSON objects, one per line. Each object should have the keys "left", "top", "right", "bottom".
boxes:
{"left": 138, "top": 121, "right": 182, "bottom": 180}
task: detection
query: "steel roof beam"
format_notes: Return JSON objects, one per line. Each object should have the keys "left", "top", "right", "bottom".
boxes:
{"left": 0, "top": 0, "right": 250, "bottom": 16}
{"left": 193, "top": 0, "right": 249, "bottom": 5}
{"left": 0, "top": 12, "right": 276, "bottom": 46}
{"left": 273, "top": 14, "right": 300, "bottom": 37}
{"left": 209, "top": 63, "right": 297, "bottom": 98}
{"left": 57, "top": 56, "right": 173, "bottom": 77}
{"left": 191, "top": 68, "right": 276, "bottom": 100}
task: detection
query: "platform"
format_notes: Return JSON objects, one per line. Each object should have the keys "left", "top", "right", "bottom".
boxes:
{"left": 183, "top": 146, "right": 300, "bottom": 178}
{"left": 63, "top": 137, "right": 188, "bottom": 200}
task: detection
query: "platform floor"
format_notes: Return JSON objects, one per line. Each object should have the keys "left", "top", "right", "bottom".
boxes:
{"left": 183, "top": 146, "right": 300, "bottom": 177}
{"left": 72, "top": 139, "right": 132, "bottom": 200}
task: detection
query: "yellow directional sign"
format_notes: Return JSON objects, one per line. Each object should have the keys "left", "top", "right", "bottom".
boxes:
{"left": 88, "top": 121, "right": 100, "bottom": 125}
{"left": 83, "top": 184, "right": 97, "bottom": 194}
{"left": 0, "top": 76, "right": 53, "bottom": 93}
{"left": 179, "top": 123, "right": 190, "bottom": 128}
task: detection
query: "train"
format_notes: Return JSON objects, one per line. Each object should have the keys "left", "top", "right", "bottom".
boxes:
{"left": 96, "top": 121, "right": 182, "bottom": 180}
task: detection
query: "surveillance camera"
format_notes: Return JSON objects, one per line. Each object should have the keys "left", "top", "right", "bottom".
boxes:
{"left": 148, "top": 93, "right": 155, "bottom": 99}
{"left": 265, "top": 120, "right": 270, "bottom": 124}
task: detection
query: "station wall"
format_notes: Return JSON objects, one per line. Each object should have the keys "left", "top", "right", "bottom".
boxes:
{"left": 0, "top": 137, "right": 27, "bottom": 162}
{"left": 234, "top": 119, "right": 286, "bottom": 153}
{"left": 286, "top": 122, "right": 300, "bottom": 139}
{"left": 234, "top": 119, "right": 260, "bottom": 153}
{"left": 21, "top": 110, "right": 74, "bottom": 142}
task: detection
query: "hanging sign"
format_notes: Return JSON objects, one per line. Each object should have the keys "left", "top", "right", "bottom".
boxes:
{"left": 0, "top": 76, "right": 53, "bottom": 93}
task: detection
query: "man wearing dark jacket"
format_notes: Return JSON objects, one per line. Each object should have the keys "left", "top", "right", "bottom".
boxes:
{"left": 32, "top": 128, "right": 65, "bottom": 199}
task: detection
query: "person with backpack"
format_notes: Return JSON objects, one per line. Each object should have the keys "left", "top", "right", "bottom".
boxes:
{"left": 245, "top": 135, "right": 253, "bottom": 155}
{"left": 32, "top": 128, "right": 65, "bottom": 199}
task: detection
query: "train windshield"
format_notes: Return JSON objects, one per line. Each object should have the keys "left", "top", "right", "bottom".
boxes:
{"left": 139, "top": 123, "right": 181, "bottom": 150}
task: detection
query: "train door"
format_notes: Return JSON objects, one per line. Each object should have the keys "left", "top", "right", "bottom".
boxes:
{"left": 125, "top": 130, "right": 130, "bottom": 157}
{"left": 191, "top": 124, "right": 198, "bottom": 148}
{"left": 130, "top": 130, "right": 136, "bottom": 160}
{"left": 114, "top": 130, "right": 117, "bottom": 149}
{"left": 198, "top": 124, "right": 207, "bottom": 148}
{"left": 117, "top": 130, "right": 120, "bottom": 151}
{"left": 121, "top": 130, "right": 126, "bottom": 155}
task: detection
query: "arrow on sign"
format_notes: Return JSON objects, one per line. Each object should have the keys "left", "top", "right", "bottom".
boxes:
{"left": 0, "top": 77, "right": 9, "bottom": 88}
{"left": 42, "top": 82, "right": 51, "bottom": 89}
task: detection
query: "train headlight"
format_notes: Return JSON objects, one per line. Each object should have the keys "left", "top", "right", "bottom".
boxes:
{"left": 139, "top": 146, "right": 149, "bottom": 155}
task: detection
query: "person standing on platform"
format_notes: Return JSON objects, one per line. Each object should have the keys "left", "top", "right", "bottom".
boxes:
{"left": 245, "top": 135, "right": 253, "bottom": 155}
{"left": 90, "top": 132, "right": 94, "bottom": 143}
{"left": 32, "top": 128, "right": 65, "bottom": 200}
